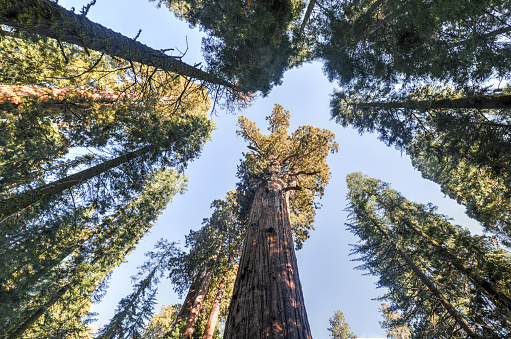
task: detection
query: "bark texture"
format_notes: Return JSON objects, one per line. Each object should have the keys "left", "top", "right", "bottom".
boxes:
{"left": 183, "top": 268, "right": 214, "bottom": 338}
{"left": 0, "top": 0, "right": 235, "bottom": 89}
{"left": 224, "top": 174, "right": 312, "bottom": 339}
{"left": 0, "top": 85, "right": 173, "bottom": 106}
{"left": 202, "top": 275, "right": 227, "bottom": 339}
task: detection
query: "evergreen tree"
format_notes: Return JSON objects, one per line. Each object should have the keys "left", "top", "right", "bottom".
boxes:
{"left": 96, "top": 240, "right": 179, "bottom": 339}
{"left": 346, "top": 172, "right": 511, "bottom": 338}
{"left": 327, "top": 310, "right": 357, "bottom": 339}
{"left": 332, "top": 84, "right": 511, "bottom": 246}
{"left": 1, "top": 168, "right": 188, "bottom": 338}
{"left": 166, "top": 191, "right": 245, "bottom": 338}
{"left": 142, "top": 304, "right": 181, "bottom": 339}
{"left": 379, "top": 303, "right": 411, "bottom": 339}
{"left": 315, "top": 0, "right": 511, "bottom": 88}
{"left": 224, "top": 104, "right": 338, "bottom": 338}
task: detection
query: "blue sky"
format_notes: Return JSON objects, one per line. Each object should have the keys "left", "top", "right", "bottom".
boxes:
{"left": 59, "top": 1, "right": 483, "bottom": 337}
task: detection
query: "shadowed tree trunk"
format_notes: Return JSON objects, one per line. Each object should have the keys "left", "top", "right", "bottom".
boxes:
{"left": 0, "top": 0, "right": 236, "bottom": 89}
{"left": 353, "top": 94, "right": 511, "bottom": 110}
{"left": 0, "top": 145, "right": 154, "bottom": 222}
{"left": 224, "top": 165, "right": 312, "bottom": 339}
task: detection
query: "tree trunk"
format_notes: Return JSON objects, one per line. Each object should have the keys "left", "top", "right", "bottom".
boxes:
{"left": 354, "top": 94, "right": 511, "bottom": 110}
{"left": 0, "top": 145, "right": 154, "bottom": 223}
{"left": 182, "top": 268, "right": 214, "bottom": 338}
{"left": 372, "top": 219, "right": 481, "bottom": 339}
{"left": 202, "top": 274, "right": 228, "bottom": 339}
{"left": 0, "top": 0, "right": 235, "bottom": 89}
{"left": 298, "top": 0, "right": 316, "bottom": 36}
{"left": 224, "top": 176, "right": 312, "bottom": 339}
{"left": 0, "top": 85, "right": 174, "bottom": 107}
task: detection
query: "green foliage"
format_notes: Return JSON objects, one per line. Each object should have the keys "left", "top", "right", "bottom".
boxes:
{"left": 152, "top": 0, "right": 308, "bottom": 94}
{"left": 379, "top": 303, "right": 411, "bottom": 339}
{"left": 327, "top": 310, "right": 357, "bottom": 339}
{"left": 332, "top": 84, "right": 511, "bottom": 247}
{"left": 0, "top": 168, "right": 188, "bottom": 338}
{"left": 236, "top": 104, "right": 338, "bottom": 248}
{"left": 142, "top": 304, "right": 181, "bottom": 339}
{"left": 96, "top": 240, "right": 179, "bottom": 339}
{"left": 314, "top": 0, "right": 511, "bottom": 88}
{"left": 346, "top": 172, "right": 511, "bottom": 338}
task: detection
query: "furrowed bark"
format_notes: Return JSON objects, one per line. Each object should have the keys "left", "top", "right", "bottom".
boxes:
{"left": 0, "top": 145, "right": 154, "bottom": 222}
{"left": 372, "top": 219, "right": 481, "bottom": 339}
{"left": 224, "top": 172, "right": 311, "bottom": 339}
{"left": 0, "top": 0, "right": 236, "bottom": 89}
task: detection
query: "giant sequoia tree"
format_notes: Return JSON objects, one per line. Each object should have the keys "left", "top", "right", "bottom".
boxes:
{"left": 224, "top": 104, "right": 337, "bottom": 338}
{"left": 346, "top": 172, "right": 511, "bottom": 338}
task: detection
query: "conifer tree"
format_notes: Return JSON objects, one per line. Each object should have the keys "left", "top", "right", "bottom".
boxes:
{"left": 165, "top": 191, "right": 245, "bottom": 338}
{"left": 346, "top": 172, "right": 511, "bottom": 338}
{"left": 332, "top": 85, "right": 511, "bottom": 246}
{"left": 315, "top": 0, "right": 511, "bottom": 87}
{"left": 1, "top": 168, "right": 188, "bottom": 338}
{"left": 224, "top": 104, "right": 338, "bottom": 338}
{"left": 152, "top": 0, "right": 309, "bottom": 94}
{"left": 96, "top": 240, "right": 179, "bottom": 339}
{"left": 327, "top": 310, "right": 357, "bottom": 339}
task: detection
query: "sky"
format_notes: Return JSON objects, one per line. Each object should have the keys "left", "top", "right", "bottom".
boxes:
{"left": 59, "top": 1, "right": 483, "bottom": 337}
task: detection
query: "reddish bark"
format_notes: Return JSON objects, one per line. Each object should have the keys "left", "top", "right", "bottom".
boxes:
{"left": 182, "top": 269, "right": 214, "bottom": 338}
{"left": 224, "top": 165, "right": 312, "bottom": 339}
{"left": 0, "top": 85, "right": 173, "bottom": 106}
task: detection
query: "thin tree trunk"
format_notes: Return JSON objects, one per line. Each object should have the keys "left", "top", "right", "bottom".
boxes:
{"left": 353, "top": 94, "right": 511, "bottom": 110}
{"left": 0, "top": 145, "right": 154, "bottom": 223}
{"left": 372, "top": 219, "right": 481, "bottom": 339}
{"left": 0, "top": 0, "right": 236, "bottom": 89}
{"left": 224, "top": 175, "right": 312, "bottom": 338}
{"left": 298, "top": 0, "right": 316, "bottom": 36}
{"left": 202, "top": 273, "right": 228, "bottom": 339}
{"left": 182, "top": 268, "right": 215, "bottom": 338}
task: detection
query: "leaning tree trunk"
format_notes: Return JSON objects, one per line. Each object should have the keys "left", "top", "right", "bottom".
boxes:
{"left": 0, "top": 0, "right": 235, "bottom": 89}
{"left": 224, "top": 176, "right": 312, "bottom": 339}
{"left": 0, "top": 145, "right": 154, "bottom": 223}
{"left": 385, "top": 201, "right": 511, "bottom": 314}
